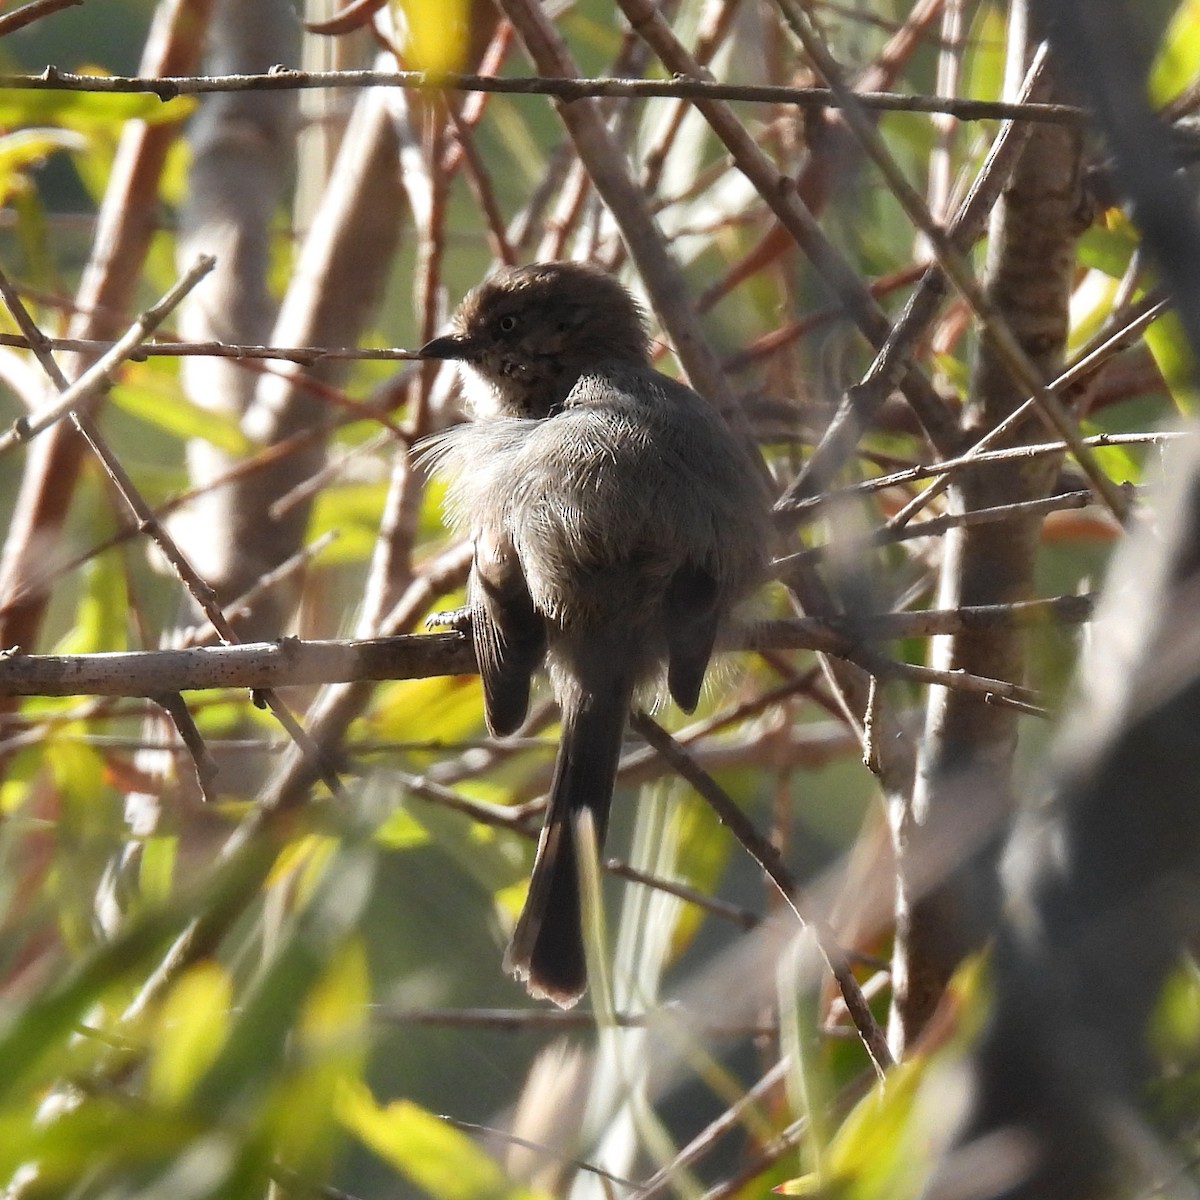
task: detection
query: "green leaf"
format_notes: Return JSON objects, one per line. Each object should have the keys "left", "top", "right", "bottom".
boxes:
{"left": 271, "top": 939, "right": 371, "bottom": 1174}
{"left": 775, "top": 957, "right": 990, "bottom": 1200}
{"left": 1144, "top": 308, "right": 1200, "bottom": 414}
{"left": 370, "top": 675, "right": 482, "bottom": 747}
{"left": 0, "top": 1098, "right": 204, "bottom": 1187}
{"left": 963, "top": 3, "right": 1007, "bottom": 104}
{"left": 309, "top": 481, "right": 392, "bottom": 563}
{"left": 401, "top": 789, "right": 521, "bottom": 896}
{"left": 372, "top": 807, "right": 432, "bottom": 850}
{"left": 0, "top": 900, "right": 193, "bottom": 1104}
{"left": 190, "top": 844, "right": 375, "bottom": 1116}
{"left": 148, "top": 960, "right": 234, "bottom": 1106}
{"left": 58, "top": 550, "right": 128, "bottom": 655}
{"left": 337, "top": 1081, "right": 534, "bottom": 1200}
{"left": 138, "top": 835, "right": 178, "bottom": 907}
{"left": 1150, "top": 958, "right": 1200, "bottom": 1062}
{"left": 109, "top": 369, "right": 251, "bottom": 455}
{"left": 1075, "top": 219, "right": 1137, "bottom": 280}
{"left": 1150, "top": 0, "right": 1200, "bottom": 105}
{"left": 0, "top": 86, "right": 193, "bottom": 132}
{"left": 670, "top": 788, "right": 731, "bottom": 954}
{"left": 0, "top": 127, "right": 85, "bottom": 202}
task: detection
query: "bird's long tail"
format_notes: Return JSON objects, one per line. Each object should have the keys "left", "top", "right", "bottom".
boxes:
{"left": 504, "top": 678, "right": 633, "bottom": 1007}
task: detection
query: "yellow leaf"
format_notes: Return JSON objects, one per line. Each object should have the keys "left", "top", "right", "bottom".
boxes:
{"left": 148, "top": 961, "right": 233, "bottom": 1106}
{"left": 0, "top": 87, "right": 193, "bottom": 131}
{"left": 337, "top": 1080, "right": 532, "bottom": 1200}
{"left": 1150, "top": 0, "right": 1200, "bottom": 105}
{"left": 0, "top": 127, "right": 84, "bottom": 202}
{"left": 1144, "top": 308, "right": 1200, "bottom": 415}
{"left": 273, "top": 940, "right": 371, "bottom": 1172}
{"left": 775, "top": 957, "right": 989, "bottom": 1200}
{"left": 399, "top": 0, "right": 469, "bottom": 75}
{"left": 372, "top": 807, "right": 432, "bottom": 850}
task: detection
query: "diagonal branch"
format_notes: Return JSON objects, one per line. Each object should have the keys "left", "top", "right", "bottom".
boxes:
{"left": 775, "top": 1, "right": 1128, "bottom": 520}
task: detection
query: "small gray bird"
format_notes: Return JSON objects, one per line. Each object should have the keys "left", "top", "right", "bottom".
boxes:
{"left": 420, "top": 261, "right": 769, "bottom": 1006}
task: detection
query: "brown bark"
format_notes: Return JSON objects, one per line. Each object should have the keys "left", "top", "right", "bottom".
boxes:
{"left": 889, "top": 48, "right": 1090, "bottom": 1051}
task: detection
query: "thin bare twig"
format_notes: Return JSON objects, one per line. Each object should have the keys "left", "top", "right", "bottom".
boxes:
{"left": 634, "top": 1060, "right": 791, "bottom": 1200}
{"left": 0, "top": 0, "right": 86, "bottom": 37}
{"left": 789, "top": 489, "right": 1122, "bottom": 566}
{"left": 631, "top": 710, "right": 893, "bottom": 1077}
{"left": 151, "top": 692, "right": 218, "bottom": 802}
{"left": 1, "top": 65, "right": 1091, "bottom": 124}
{"left": 882, "top": 295, "right": 1170, "bottom": 530}
{"left": 782, "top": 433, "right": 1176, "bottom": 518}
{"left": 0, "top": 256, "right": 217, "bottom": 453}
{"left": 0, "top": 333, "right": 424, "bottom": 362}
{"left": 373, "top": 1005, "right": 776, "bottom": 1037}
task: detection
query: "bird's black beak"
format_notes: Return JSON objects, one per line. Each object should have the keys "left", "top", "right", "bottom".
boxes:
{"left": 419, "top": 334, "right": 471, "bottom": 361}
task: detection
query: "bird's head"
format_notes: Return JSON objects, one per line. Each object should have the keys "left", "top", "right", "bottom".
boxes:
{"left": 420, "top": 261, "right": 650, "bottom": 417}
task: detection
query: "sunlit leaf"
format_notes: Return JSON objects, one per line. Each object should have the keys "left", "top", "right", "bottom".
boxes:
{"left": 0, "top": 1098, "right": 207, "bottom": 1187}
{"left": 148, "top": 960, "right": 233, "bottom": 1106}
{"left": 963, "top": 3, "right": 1007, "bottom": 103}
{"left": 1150, "top": 958, "right": 1200, "bottom": 1062}
{"left": 372, "top": 807, "right": 432, "bottom": 850}
{"left": 191, "top": 845, "right": 375, "bottom": 1116}
{"left": 1079, "top": 420, "right": 1145, "bottom": 491}
{"left": 309, "top": 481, "right": 391, "bottom": 563}
{"left": 669, "top": 788, "right": 731, "bottom": 952}
{"left": 493, "top": 877, "right": 526, "bottom": 925}
{"left": 109, "top": 371, "right": 251, "bottom": 455}
{"left": 1075, "top": 217, "right": 1137, "bottom": 280}
{"left": 0, "top": 898, "right": 195, "bottom": 1105}
{"left": 272, "top": 939, "right": 370, "bottom": 1174}
{"left": 1144, "top": 308, "right": 1200, "bottom": 414}
{"left": 138, "top": 835, "right": 178, "bottom": 907}
{"left": 0, "top": 87, "right": 193, "bottom": 132}
{"left": 369, "top": 675, "right": 482, "bottom": 746}
{"left": 1149, "top": 0, "right": 1200, "bottom": 105}
{"left": 401, "top": 790, "right": 522, "bottom": 895}
{"left": 55, "top": 552, "right": 128, "bottom": 655}
{"left": 0, "top": 127, "right": 84, "bottom": 203}
{"left": 775, "top": 958, "right": 990, "bottom": 1200}
{"left": 337, "top": 1081, "right": 532, "bottom": 1200}
{"left": 398, "top": 0, "right": 469, "bottom": 74}
{"left": 1068, "top": 270, "right": 1119, "bottom": 357}
{"left": 265, "top": 832, "right": 338, "bottom": 892}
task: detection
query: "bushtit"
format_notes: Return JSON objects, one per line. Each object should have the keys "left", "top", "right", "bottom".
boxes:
{"left": 420, "top": 261, "right": 769, "bottom": 1006}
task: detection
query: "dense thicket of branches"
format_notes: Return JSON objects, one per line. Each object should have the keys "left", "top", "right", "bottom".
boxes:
{"left": 0, "top": 2, "right": 1197, "bottom": 1198}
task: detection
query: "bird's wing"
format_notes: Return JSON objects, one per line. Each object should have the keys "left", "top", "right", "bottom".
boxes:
{"left": 663, "top": 561, "right": 722, "bottom": 713}
{"left": 471, "top": 527, "right": 546, "bottom": 737}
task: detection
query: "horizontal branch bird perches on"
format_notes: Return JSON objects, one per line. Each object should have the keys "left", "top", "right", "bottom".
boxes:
{"left": 0, "top": 596, "right": 1093, "bottom": 699}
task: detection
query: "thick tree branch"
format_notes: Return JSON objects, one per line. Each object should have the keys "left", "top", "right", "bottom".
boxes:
{"left": 0, "top": 598, "right": 1094, "bottom": 698}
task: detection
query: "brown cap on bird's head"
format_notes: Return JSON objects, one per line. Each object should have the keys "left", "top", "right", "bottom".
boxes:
{"left": 420, "top": 262, "right": 651, "bottom": 417}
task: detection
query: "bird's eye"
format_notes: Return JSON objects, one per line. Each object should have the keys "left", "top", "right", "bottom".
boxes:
{"left": 498, "top": 314, "right": 518, "bottom": 333}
